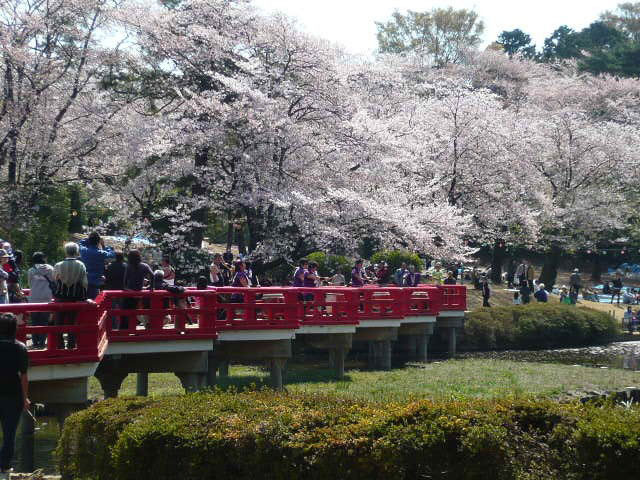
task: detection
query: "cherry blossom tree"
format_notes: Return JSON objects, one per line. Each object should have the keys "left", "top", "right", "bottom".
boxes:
{"left": 0, "top": 0, "right": 137, "bottom": 235}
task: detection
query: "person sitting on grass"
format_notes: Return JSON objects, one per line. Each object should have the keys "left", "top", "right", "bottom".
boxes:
{"left": 513, "top": 291, "right": 521, "bottom": 305}
{"left": 519, "top": 281, "right": 531, "bottom": 304}
{"left": 534, "top": 283, "right": 548, "bottom": 303}
{"left": 624, "top": 306, "right": 634, "bottom": 333}
{"left": 611, "top": 275, "right": 623, "bottom": 304}
{"left": 481, "top": 275, "right": 491, "bottom": 307}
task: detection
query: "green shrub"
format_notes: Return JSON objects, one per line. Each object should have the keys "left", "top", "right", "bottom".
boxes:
{"left": 306, "top": 251, "right": 351, "bottom": 278}
{"left": 57, "top": 392, "right": 640, "bottom": 480}
{"left": 461, "top": 304, "right": 619, "bottom": 351}
{"left": 370, "top": 250, "right": 423, "bottom": 273}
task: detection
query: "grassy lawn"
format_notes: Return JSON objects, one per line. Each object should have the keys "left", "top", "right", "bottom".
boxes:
{"left": 88, "top": 359, "right": 640, "bottom": 402}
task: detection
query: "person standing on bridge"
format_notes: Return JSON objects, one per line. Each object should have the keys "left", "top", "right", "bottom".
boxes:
{"left": 0, "top": 250, "right": 9, "bottom": 305}
{"left": 350, "top": 259, "right": 367, "bottom": 287}
{"left": 293, "top": 259, "right": 308, "bottom": 287}
{"left": 79, "top": 232, "right": 116, "bottom": 300}
{"left": 0, "top": 313, "right": 30, "bottom": 476}
{"left": 53, "top": 243, "right": 89, "bottom": 349}
{"left": 27, "top": 252, "right": 55, "bottom": 349}
{"left": 122, "top": 250, "right": 154, "bottom": 330}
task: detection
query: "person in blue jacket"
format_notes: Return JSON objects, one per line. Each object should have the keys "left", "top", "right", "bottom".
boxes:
{"left": 79, "top": 232, "right": 115, "bottom": 299}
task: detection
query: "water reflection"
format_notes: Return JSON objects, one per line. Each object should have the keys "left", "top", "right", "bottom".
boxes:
{"left": 13, "top": 416, "right": 60, "bottom": 474}
{"left": 461, "top": 341, "right": 640, "bottom": 370}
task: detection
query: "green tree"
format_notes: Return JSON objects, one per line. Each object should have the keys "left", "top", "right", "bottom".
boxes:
{"left": 497, "top": 29, "right": 537, "bottom": 58}
{"left": 542, "top": 25, "right": 583, "bottom": 60}
{"left": 601, "top": 2, "right": 640, "bottom": 42}
{"left": 376, "top": 8, "right": 484, "bottom": 66}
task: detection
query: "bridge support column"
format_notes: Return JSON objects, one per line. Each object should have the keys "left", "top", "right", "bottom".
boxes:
{"left": 206, "top": 352, "right": 217, "bottom": 387}
{"left": 448, "top": 328, "right": 457, "bottom": 358}
{"left": 218, "top": 361, "right": 230, "bottom": 378}
{"left": 367, "top": 341, "right": 378, "bottom": 369}
{"left": 333, "top": 347, "right": 346, "bottom": 380}
{"left": 416, "top": 334, "right": 430, "bottom": 363}
{"left": 328, "top": 349, "right": 336, "bottom": 368}
{"left": 270, "top": 359, "right": 286, "bottom": 391}
{"left": 95, "top": 370, "right": 128, "bottom": 399}
{"left": 176, "top": 372, "right": 201, "bottom": 393}
{"left": 136, "top": 372, "right": 149, "bottom": 396}
{"left": 436, "top": 316, "right": 464, "bottom": 359}
{"left": 406, "top": 336, "right": 418, "bottom": 359}
{"left": 379, "top": 340, "right": 392, "bottom": 370}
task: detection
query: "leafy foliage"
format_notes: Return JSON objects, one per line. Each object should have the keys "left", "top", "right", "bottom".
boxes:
{"left": 306, "top": 251, "right": 351, "bottom": 278}
{"left": 370, "top": 250, "right": 423, "bottom": 273}
{"left": 58, "top": 391, "right": 640, "bottom": 480}
{"left": 462, "top": 304, "right": 620, "bottom": 350}
{"left": 376, "top": 8, "right": 485, "bottom": 66}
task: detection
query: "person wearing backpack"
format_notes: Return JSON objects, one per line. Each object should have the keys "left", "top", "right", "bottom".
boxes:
{"left": 27, "top": 252, "right": 55, "bottom": 349}
{"left": 52, "top": 243, "right": 90, "bottom": 349}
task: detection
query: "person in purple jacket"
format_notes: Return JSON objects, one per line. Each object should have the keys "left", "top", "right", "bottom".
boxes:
{"left": 292, "top": 259, "right": 308, "bottom": 287}
{"left": 351, "top": 259, "right": 366, "bottom": 287}
{"left": 303, "top": 261, "right": 320, "bottom": 301}
{"left": 231, "top": 261, "right": 249, "bottom": 302}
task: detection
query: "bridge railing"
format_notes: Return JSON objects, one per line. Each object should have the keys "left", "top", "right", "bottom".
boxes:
{"left": 403, "top": 286, "right": 442, "bottom": 317}
{"left": 437, "top": 285, "right": 467, "bottom": 311}
{"left": 98, "top": 290, "right": 218, "bottom": 342}
{"left": 295, "top": 287, "right": 359, "bottom": 326}
{"left": 1, "top": 301, "right": 107, "bottom": 366}
{"left": 356, "top": 286, "right": 406, "bottom": 321}
{"left": 212, "top": 287, "right": 300, "bottom": 331}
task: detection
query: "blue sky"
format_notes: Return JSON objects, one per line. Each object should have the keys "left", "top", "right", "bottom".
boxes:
{"left": 251, "top": 0, "right": 623, "bottom": 55}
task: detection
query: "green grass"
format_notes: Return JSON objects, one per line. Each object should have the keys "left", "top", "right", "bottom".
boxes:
{"left": 88, "top": 359, "right": 640, "bottom": 402}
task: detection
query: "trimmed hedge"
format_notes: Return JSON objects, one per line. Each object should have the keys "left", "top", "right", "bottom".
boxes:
{"left": 461, "top": 304, "right": 619, "bottom": 351}
{"left": 58, "top": 391, "right": 640, "bottom": 480}
{"left": 370, "top": 249, "right": 423, "bottom": 273}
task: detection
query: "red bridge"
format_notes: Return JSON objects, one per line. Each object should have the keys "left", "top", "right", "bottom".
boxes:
{"left": 0, "top": 285, "right": 466, "bottom": 416}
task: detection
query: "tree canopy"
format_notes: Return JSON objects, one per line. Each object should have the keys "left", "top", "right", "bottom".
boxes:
{"left": 376, "top": 7, "right": 484, "bottom": 66}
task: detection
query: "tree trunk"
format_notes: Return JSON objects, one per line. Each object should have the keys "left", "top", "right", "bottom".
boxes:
{"left": 591, "top": 253, "right": 602, "bottom": 282}
{"left": 188, "top": 147, "right": 209, "bottom": 248}
{"left": 244, "top": 207, "right": 261, "bottom": 253}
{"left": 490, "top": 239, "right": 506, "bottom": 284}
{"left": 540, "top": 244, "right": 562, "bottom": 290}
{"left": 235, "top": 224, "right": 247, "bottom": 256}
{"left": 226, "top": 212, "right": 233, "bottom": 250}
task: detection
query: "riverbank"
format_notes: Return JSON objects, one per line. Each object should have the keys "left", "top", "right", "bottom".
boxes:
{"left": 87, "top": 359, "right": 640, "bottom": 402}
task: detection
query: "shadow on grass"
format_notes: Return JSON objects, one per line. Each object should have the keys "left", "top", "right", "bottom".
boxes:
{"left": 212, "top": 364, "right": 354, "bottom": 392}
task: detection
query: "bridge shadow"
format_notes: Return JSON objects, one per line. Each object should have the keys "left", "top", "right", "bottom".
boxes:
{"left": 212, "top": 363, "right": 355, "bottom": 392}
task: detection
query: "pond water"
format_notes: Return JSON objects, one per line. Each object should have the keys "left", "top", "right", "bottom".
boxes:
{"left": 11, "top": 416, "right": 61, "bottom": 474}
{"left": 461, "top": 340, "right": 640, "bottom": 370}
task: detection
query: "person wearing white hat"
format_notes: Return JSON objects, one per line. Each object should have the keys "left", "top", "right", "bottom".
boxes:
{"left": 0, "top": 250, "right": 10, "bottom": 304}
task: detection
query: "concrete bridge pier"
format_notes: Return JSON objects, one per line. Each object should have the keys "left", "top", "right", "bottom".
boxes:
{"left": 436, "top": 316, "right": 465, "bottom": 358}
{"left": 354, "top": 327, "right": 397, "bottom": 370}
{"left": 399, "top": 323, "right": 435, "bottom": 363}
{"left": 211, "top": 337, "right": 293, "bottom": 390}
{"left": 95, "top": 349, "right": 210, "bottom": 398}
{"left": 297, "top": 333, "right": 353, "bottom": 380}
{"left": 95, "top": 369, "right": 128, "bottom": 398}
{"left": 136, "top": 372, "right": 149, "bottom": 396}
